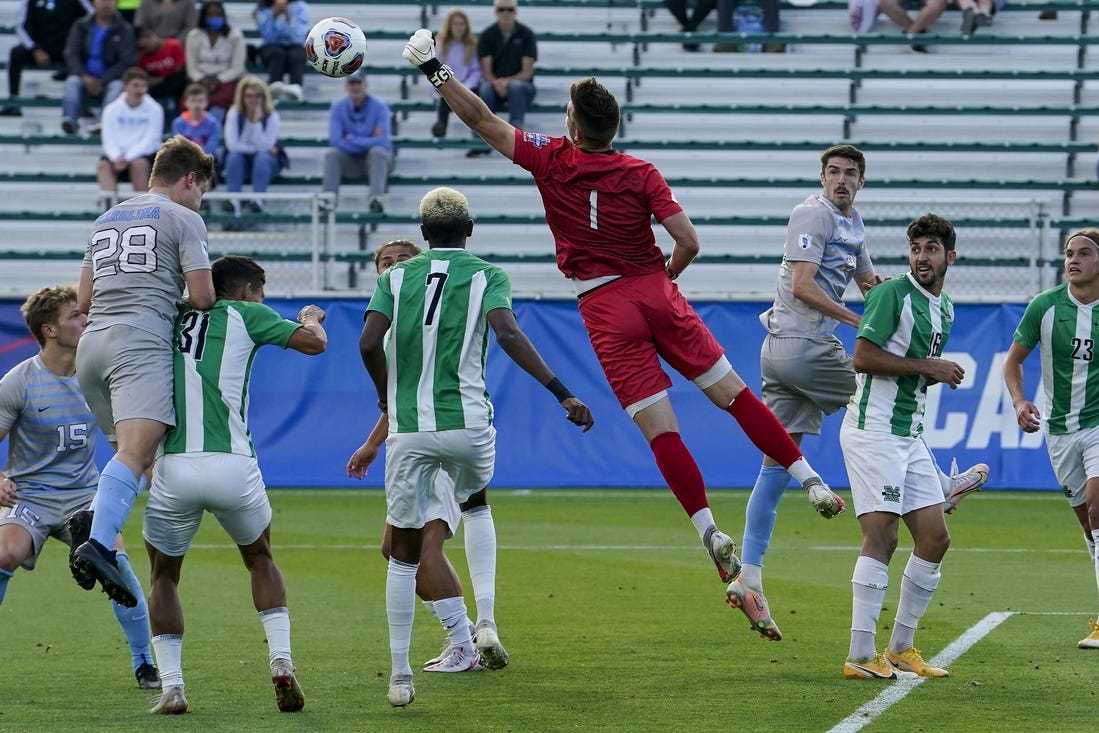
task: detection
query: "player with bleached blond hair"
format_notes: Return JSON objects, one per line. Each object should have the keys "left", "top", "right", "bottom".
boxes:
{"left": 1005, "top": 227, "right": 1099, "bottom": 650}
{"left": 359, "top": 186, "right": 594, "bottom": 708}
{"left": 348, "top": 237, "right": 511, "bottom": 674}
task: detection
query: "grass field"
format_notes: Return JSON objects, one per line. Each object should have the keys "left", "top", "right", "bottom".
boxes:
{"left": 0, "top": 488, "right": 1094, "bottom": 733}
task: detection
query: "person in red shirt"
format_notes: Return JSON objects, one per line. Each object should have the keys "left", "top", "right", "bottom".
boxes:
{"left": 136, "top": 25, "right": 186, "bottom": 121}
{"left": 401, "top": 30, "right": 842, "bottom": 632}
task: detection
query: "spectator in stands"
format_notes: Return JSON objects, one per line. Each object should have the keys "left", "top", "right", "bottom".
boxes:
{"left": 61, "top": 0, "right": 136, "bottom": 134}
{"left": 134, "top": 0, "right": 197, "bottom": 43}
{"left": 171, "top": 82, "right": 220, "bottom": 159}
{"left": 321, "top": 71, "right": 394, "bottom": 213}
{"left": 2, "top": 0, "right": 92, "bottom": 117}
{"left": 663, "top": 0, "right": 715, "bottom": 51}
{"left": 475, "top": 0, "right": 536, "bottom": 136}
{"left": 877, "top": 0, "right": 946, "bottom": 52}
{"left": 136, "top": 26, "right": 186, "bottom": 121}
{"left": 712, "top": 0, "right": 783, "bottom": 53}
{"left": 430, "top": 9, "right": 481, "bottom": 139}
{"left": 223, "top": 75, "right": 285, "bottom": 216}
{"left": 96, "top": 67, "right": 164, "bottom": 209}
{"left": 254, "top": 0, "right": 309, "bottom": 101}
{"left": 958, "top": 0, "right": 995, "bottom": 34}
{"left": 185, "top": 0, "right": 246, "bottom": 120}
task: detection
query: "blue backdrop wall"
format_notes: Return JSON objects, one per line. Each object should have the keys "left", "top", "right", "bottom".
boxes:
{"left": 0, "top": 298, "right": 1047, "bottom": 491}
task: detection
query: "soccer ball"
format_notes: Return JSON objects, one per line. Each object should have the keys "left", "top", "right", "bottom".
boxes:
{"left": 305, "top": 17, "right": 367, "bottom": 78}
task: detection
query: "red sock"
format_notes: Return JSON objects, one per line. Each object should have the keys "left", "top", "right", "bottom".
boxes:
{"left": 649, "top": 432, "right": 708, "bottom": 517}
{"left": 726, "top": 389, "right": 802, "bottom": 468}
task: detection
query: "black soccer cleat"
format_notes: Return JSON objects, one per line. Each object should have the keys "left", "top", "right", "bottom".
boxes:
{"left": 136, "top": 662, "right": 162, "bottom": 690}
{"left": 72, "top": 539, "right": 138, "bottom": 608}
{"left": 66, "top": 509, "right": 96, "bottom": 590}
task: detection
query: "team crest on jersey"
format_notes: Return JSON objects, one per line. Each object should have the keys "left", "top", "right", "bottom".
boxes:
{"left": 799, "top": 234, "right": 812, "bottom": 250}
{"left": 522, "top": 132, "right": 549, "bottom": 148}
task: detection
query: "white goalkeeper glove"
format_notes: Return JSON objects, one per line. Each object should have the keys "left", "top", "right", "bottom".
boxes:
{"left": 402, "top": 29, "right": 436, "bottom": 68}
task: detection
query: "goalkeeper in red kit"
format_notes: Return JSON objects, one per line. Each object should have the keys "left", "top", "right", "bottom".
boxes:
{"left": 401, "top": 30, "right": 843, "bottom": 637}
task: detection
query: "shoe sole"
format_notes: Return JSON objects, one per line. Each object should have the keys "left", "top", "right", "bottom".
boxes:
{"left": 66, "top": 511, "right": 95, "bottom": 590}
{"left": 725, "top": 585, "right": 782, "bottom": 641}
{"left": 476, "top": 634, "right": 510, "bottom": 670}
{"left": 72, "top": 543, "right": 138, "bottom": 608}
{"left": 1078, "top": 639, "right": 1099, "bottom": 649}
{"left": 273, "top": 673, "right": 305, "bottom": 712}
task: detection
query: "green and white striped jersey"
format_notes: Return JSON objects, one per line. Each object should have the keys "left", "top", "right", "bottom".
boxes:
{"left": 367, "top": 248, "right": 512, "bottom": 433}
{"left": 844, "top": 272, "right": 954, "bottom": 437}
{"left": 1012, "top": 283, "right": 1099, "bottom": 434}
{"left": 164, "top": 299, "right": 301, "bottom": 456}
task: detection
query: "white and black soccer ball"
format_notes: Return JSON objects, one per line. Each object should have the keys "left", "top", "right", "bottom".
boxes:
{"left": 305, "top": 17, "right": 367, "bottom": 78}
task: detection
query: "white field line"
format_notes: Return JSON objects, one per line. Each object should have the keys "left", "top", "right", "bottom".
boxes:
{"left": 827, "top": 611, "right": 1015, "bottom": 733}
{"left": 184, "top": 543, "right": 1087, "bottom": 552}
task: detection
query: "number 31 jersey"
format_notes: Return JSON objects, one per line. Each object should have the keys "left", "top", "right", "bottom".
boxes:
{"left": 82, "top": 192, "right": 211, "bottom": 344}
{"left": 164, "top": 300, "right": 301, "bottom": 456}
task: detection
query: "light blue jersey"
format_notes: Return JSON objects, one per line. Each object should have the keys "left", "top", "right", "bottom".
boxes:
{"left": 760, "top": 195, "right": 874, "bottom": 339}
{"left": 0, "top": 356, "right": 100, "bottom": 493}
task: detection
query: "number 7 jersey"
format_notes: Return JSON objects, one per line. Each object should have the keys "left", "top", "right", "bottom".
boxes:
{"left": 366, "top": 249, "right": 513, "bottom": 433}
{"left": 82, "top": 192, "right": 211, "bottom": 344}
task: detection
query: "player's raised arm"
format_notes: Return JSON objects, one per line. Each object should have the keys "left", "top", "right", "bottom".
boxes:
{"left": 403, "top": 29, "right": 516, "bottom": 160}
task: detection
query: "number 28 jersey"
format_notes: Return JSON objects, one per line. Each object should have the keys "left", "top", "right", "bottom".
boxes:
{"left": 164, "top": 300, "right": 301, "bottom": 456}
{"left": 82, "top": 192, "right": 211, "bottom": 344}
{"left": 511, "top": 130, "right": 683, "bottom": 281}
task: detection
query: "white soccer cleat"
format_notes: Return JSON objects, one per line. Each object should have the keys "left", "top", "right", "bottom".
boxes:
{"left": 423, "top": 645, "right": 481, "bottom": 673}
{"left": 423, "top": 639, "right": 453, "bottom": 668}
{"left": 804, "top": 476, "right": 845, "bottom": 519}
{"left": 703, "top": 527, "right": 742, "bottom": 583}
{"left": 475, "top": 620, "right": 510, "bottom": 670}
{"left": 149, "top": 685, "right": 188, "bottom": 715}
{"left": 387, "top": 674, "right": 415, "bottom": 707}
{"left": 271, "top": 658, "right": 305, "bottom": 712}
{"left": 944, "top": 461, "right": 989, "bottom": 514}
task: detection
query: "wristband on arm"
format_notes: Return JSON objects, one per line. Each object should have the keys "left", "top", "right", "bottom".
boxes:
{"left": 545, "top": 377, "right": 575, "bottom": 403}
{"left": 419, "top": 58, "right": 454, "bottom": 89}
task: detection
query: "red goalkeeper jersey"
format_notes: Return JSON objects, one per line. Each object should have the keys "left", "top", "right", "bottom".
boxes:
{"left": 511, "top": 129, "right": 683, "bottom": 281}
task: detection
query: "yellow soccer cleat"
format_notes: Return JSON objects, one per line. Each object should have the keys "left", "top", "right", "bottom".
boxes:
{"left": 1078, "top": 620, "right": 1099, "bottom": 649}
{"left": 843, "top": 652, "right": 919, "bottom": 680}
{"left": 884, "top": 646, "right": 949, "bottom": 677}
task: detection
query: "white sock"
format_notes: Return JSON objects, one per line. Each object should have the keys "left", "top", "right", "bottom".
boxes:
{"left": 689, "top": 508, "right": 716, "bottom": 540}
{"left": 937, "top": 467, "right": 952, "bottom": 500}
{"left": 462, "top": 506, "right": 497, "bottom": 624}
{"left": 785, "top": 458, "right": 816, "bottom": 486}
{"left": 422, "top": 599, "right": 437, "bottom": 618}
{"left": 740, "top": 562, "right": 762, "bottom": 591}
{"left": 386, "top": 558, "right": 419, "bottom": 678}
{"left": 889, "top": 554, "right": 941, "bottom": 653}
{"left": 258, "top": 606, "right": 291, "bottom": 666}
{"left": 849, "top": 555, "right": 888, "bottom": 661}
{"left": 1090, "top": 529, "right": 1099, "bottom": 614}
{"left": 433, "top": 596, "right": 474, "bottom": 654}
{"left": 152, "top": 634, "right": 184, "bottom": 688}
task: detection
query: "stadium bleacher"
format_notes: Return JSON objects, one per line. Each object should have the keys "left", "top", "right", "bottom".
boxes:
{"left": 0, "top": 0, "right": 1095, "bottom": 299}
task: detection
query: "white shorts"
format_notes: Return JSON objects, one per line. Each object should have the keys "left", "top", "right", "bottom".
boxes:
{"left": 143, "top": 452, "right": 272, "bottom": 556}
{"left": 840, "top": 423, "right": 943, "bottom": 517}
{"left": 385, "top": 470, "right": 461, "bottom": 538}
{"left": 384, "top": 426, "right": 495, "bottom": 530}
{"left": 1045, "top": 426, "right": 1099, "bottom": 508}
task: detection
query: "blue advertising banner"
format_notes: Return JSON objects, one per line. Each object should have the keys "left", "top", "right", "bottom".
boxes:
{"left": 0, "top": 298, "right": 1048, "bottom": 490}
